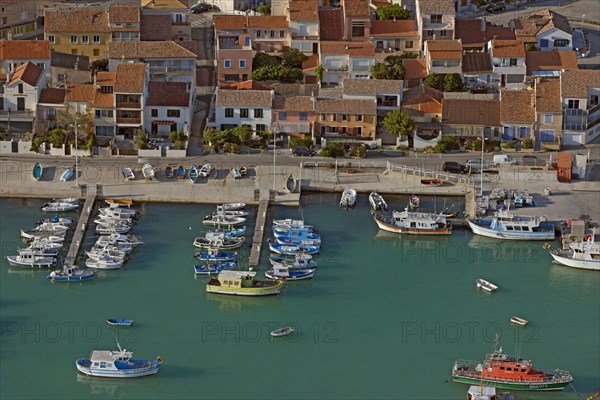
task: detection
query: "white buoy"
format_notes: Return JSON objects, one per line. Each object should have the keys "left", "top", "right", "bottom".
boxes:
{"left": 189, "top": 227, "right": 192, "bottom": 230}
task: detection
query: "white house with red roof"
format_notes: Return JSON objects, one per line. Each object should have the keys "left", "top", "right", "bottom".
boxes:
{"left": 1, "top": 62, "right": 46, "bottom": 134}
{"left": 144, "top": 81, "right": 193, "bottom": 137}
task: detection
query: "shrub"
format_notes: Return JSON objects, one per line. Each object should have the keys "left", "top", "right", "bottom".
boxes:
{"left": 289, "top": 137, "right": 313, "bottom": 149}
{"left": 443, "top": 73, "right": 464, "bottom": 92}
{"left": 501, "top": 140, "right": 516, "bottom": 149}
{"left": 349, "top": 145, "right": 366, "bottom": 158}
{"left": 86, "top": 132, "right": 96, "bottom": 152}
{"left": 136, "top": 130, "right": 148, "bottom": 149}
{"left": 522, "top": 138, "right": 534, "bottom": 149}
{"left": 433, "top": 135, "right": 460, "bottom": 153}
{"left": 424, "top": 73, "right": 442, "bottom": 90}
{"left": 223, "top": 142, "right": 240, "bottom": 154}
{"left": 375, "top": 4, "right": 410, "bottom": 20}
{"left": 318, "top": 142, "right": 345, "bottom": 158}
{"left": 169, "top": 130, "right": 188, "bottom": 150}
{"left": 255, "top": 3, "right": 270, "bottom": 15}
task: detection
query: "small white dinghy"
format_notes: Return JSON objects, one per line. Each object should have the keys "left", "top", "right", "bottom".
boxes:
{"left": 475, "top": 279, "right": 498, "bottom": 292}
{"left": 142, "top": 164, "right": 155, "bottom": 180}
{"left": 510, "top": 316, "right": 528, "bottom": 326}
{"left": 340, "top": 188, "right": 357, "bottom": 208}
{"left": 270, "top": 327, "right": 295, "bottom": 337}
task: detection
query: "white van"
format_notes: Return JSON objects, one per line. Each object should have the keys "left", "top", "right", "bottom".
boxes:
{"left": 493, "top": 154, "right": 517, "bottom": 166}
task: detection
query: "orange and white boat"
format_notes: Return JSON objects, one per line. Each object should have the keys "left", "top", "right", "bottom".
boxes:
{"left": 105, "top": 199, "right": 133, "bottom": 207}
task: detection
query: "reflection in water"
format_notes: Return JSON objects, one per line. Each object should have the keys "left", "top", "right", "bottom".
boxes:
{"left": 205, "top": 293, "right": 283, "bottom": 313}
{"left": 548, "top": 262, "right": 600, "bottom": 292}
{"left": 76, "top": 374, "right": 122, "bottom": 396}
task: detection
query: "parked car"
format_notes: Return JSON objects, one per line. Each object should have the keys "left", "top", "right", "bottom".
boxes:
{"left": 292, "top": 146, "right": 314, "bottom": 157}
{"left": 486, "top": 3, "right": 506, "bottom": 13}
{"left": 466, "top": 157, "right": 482, "bottom": 172}
{"left": 520, "top": 155, "right": 541, "bottom": 166}
{"left": 190, "top": 3, "right": 212, "bottom": 13}
{"left": 443, "top": 161, "right": 468, "bottom": 174}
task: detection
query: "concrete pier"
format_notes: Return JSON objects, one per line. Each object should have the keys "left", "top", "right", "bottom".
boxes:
{"left": 64, "top": 186, "right": 97, "bottom": 266}
{"left": 248, "top": 192, "right": 270, "bottom": 267}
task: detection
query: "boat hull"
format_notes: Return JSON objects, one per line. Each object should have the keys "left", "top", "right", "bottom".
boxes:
{"left": 550, "top": 251, "right": 600, "bottom": 271}
{"left": 48, "top": 270, "right": 96, "bottom": 281}
{"left": 33, "top": 163, "right": 43, "bottom": 181}
{"left": 76, "top": 359, "right": 159, "bottom": 378}
{"left": 7, "top": 256, "right": 55, "bottom": 268}
{"left": 468, "top": 220, "right": 555, "bottom": 240}
{"left": 59, "top": 169, "right": 74, "bottom": 182}
{"left": 452, "top": 375, "right": 571, "bottom": 391}
{"left": 374, "top": 217, "right": 451, "bottom": 235}
{"left": 265, "top": 269, "right": 315, "bottom": 280}
{"left": 206, "top": 281, "right": 284, "bottom": 296}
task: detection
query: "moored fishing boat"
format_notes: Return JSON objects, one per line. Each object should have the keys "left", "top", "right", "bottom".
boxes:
{"left": 189, "top": 165, "right": 199, "bottom": 183}
{"left": 268, "top": 240, "right": 320, "bottom": 255}
{"left": 48, "top": 266, "right": 95, "bottom": 281}
{"left": 270, "top": 327, "right": 294, "bottom": 337}
{"left": 41, "top": 201, "right": 79, "bottom": 212}
{"left": 195, "top": 248, "right": 237, "bottom": 262}
{"left": 59, "top": 167, "right": 74, "bottom": 182}
{"left": 202, "top": 214, "right": 246, "bottom": 226}
{"left": 451, "top": 339, "right": 572, "bottom": 390}
{"left": 340, "top": 188, "right": 357, "bottom": 208}
{"left": 221, "top": 226, "right": 247, "bottom": 237}
{"left": 206, "top": 270, "right": 284, "bottom": 296}
{"left": 265, "top": 265, "right": 315, "bottom": 280}
{"left": 85, "top": 256, "right": 123, "bottom": 270}
{"left": 468, "top": 210, "right": 555, "bottom": 240}
{"left": 7, "top": 251, "right": 56, "bottom": 268}
{"left": 33, "top": 162, "right": 43, "bottom": 181}
{"left": 21, "top": 229, "right": 65, "bottom": 242}
{"left": 476, "top": 279, "right": 498, "bottom": 292}
{"left": 548, "top": 239, "right": 600, "bottom": 271}
{"left": 273, "top": 228, "right": 321, "bottom": 243}
{"left": 106, "top": 319, "right": 134, "bottom": 327}
{"left": 221, "top": 203, "right": 246, "bottom": 211}
{"left": 269, "top": 253, "right": 317, "bottom": 269}
{"left": 19, "top": 244, "right": 60, "bottom": 258}
{"left": 75, "top": 340, "right": 162, "bottom": 378}
{"left": 374, "top": 209, "right": 452, "bottom": 235}
{"left": 96, "top": 223, "right": 131, "bottom": 235}
{"left": 193, "top": 261, "right": 238, "bottom": 275}
{"left": 369, "top": 192, "right": 387, "bottom": 211}
{"left": 192, "top": 233, "right": 245, "bottom": 250}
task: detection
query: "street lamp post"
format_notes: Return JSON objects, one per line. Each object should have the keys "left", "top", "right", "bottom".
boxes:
{"left": 582, "top": 14, "right": 585, "bottom": 25}
{"left": 480, "top": 132, "right": 485, "bottom": 197}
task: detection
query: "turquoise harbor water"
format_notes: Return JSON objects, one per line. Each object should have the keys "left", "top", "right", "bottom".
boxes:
{"left": 1, "top": 195, "right": 599, "bottom": 400}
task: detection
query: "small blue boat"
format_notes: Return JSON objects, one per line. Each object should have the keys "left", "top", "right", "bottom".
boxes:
{"left": 189, "top": 165, "right": 199, "bottom": 183}
{"left": 275, "top": 236, "right": 321, "bottom": 246}
{"left": 33, "top": 162, "right": 43, "bottom": 181}
{"left": 106, "top": 319, "right": 134, "bottom": 327}
{"left": 265, "top": 266, "right": 315, "bottom": 280}
{"left": 269, "top": 254, "right": 318, "bottom": 269}
{"left": 195, "top": 249, "right": 237, "bottom": 262}
{"left": 193, "top": 261, "right": 238, "bottom": 275}
{"left": 268, "top": 240, "right": 320, "bottom": 255}
{"left": 222, "top": 226, "right": 247, "bottom": 238}
{"left": 59, "top": 168, "right": 74, "bottom": 182}
{"left": 47, "top": 266, "right": 95, "bottom": 281}
{"left": 176, "top": 166, "right": 186, "bottom": 179}
{"left": 76, "top": 340, "right": 161, "bottom": 378}
{"left": 273, "top": 228, "right": 320, "bottom": 242}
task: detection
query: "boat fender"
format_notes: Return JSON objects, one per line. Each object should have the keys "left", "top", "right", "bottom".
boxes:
{"left": 156, "top": 356, "right": 163, "bottom": 364}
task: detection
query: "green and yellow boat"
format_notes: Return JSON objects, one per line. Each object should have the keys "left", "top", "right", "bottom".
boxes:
{"left": 206, "top": 270, "right": 284, "bottom": 296}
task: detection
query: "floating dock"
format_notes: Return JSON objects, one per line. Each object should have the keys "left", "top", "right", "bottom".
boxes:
{"left": 248, "top": 192, "right": 270, "bottom": 267}
{"left": 64, "top": 187, "right": 97, "bottom": 266}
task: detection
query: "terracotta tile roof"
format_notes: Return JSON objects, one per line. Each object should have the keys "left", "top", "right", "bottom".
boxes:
{"left": 0, "top": 40, "right": 50, "bottom": 60}
{"left": 147, "top": 81, "right": 190, "bottom": 107}
{"left": 141, "top": 0, "right": 188, "bottom": 9}
{"left": 96, "top": 71, "right": 116, "bottom": 86}
{"left": 462, "top": 53, "right": 493, "bottom": 75}
{"left": 318, "top": 8, "right": 344, "bottom": 41}
{"left": 490, "top": 39, "right": 525, "bottom": 58}
{"left": 442, "top": 99, "right": 501, "bottom": 126}
{"left": 402, "top": 58, "right": 427, "bottom": 79}
{"left": 427, "top": 40, "right": 462, "bottom": 61}
{"left": 8, "top": 62, "right": 43, "bottom": 86}
{"left": 302, "top": 54, "right": 320, "bottom": 71}
{"left": 216, "top": 89, "right": 273, "bottom": 107}
{"left": 220, "top": 80, "right": 271, "bottom": 90}
{"left": 485, "top": 26, "right": 515, "bottom": 41}
{"left": 417, "top": 0, "right": 455, "bottom": 13}
{"left": 39, "top": 88, "right": 66, "bottom": 104}
{"left": 561, "top": 70, "right": 600, "bottom": 98}
{"left": 371, "top": 0, "right": 392, "bottom": 7}
{"left": 108, "top": 5, "right": 140, "bottom": 24}
{"left": 109, "top": 41, "right": 197, "bottom": 59}
{"left": 178, "top": 40, "right": 199, "bottom": 57}
{"left": 65, "top": 84, "right": 95, "bottom": 103}
{"left": 315, "top": 98, "right": 376, "bottom": 114}
{"left": 213, "top": 16, "right": 289, "bottom": 30}
{"left": 370, "top": 20, "right": 419, "bottom": 37}
{"left": 0, "top": 73, "right": 6, "bottom": 82}
{"left": 511, "top": 19, "right": 538, "bottom": 43}
{"left": 455, "top": 19, "right": 484, "bottom": 47}
{"left": 535, "top": 79, "right": 561, "bottom": 113}
{"left": 320, "top": 41, "right": 375, "bottom": 57}
{"left": 94, "top": 92, "right": 114, "bottom": 108}
{"left": 140, "top": 15, "right": 171, "bottom": 41}
{"left": 44, "top": 9, "right": 109, "bottom": 33}
{"left": 500, "top": 90, "right": 535, "bottom": 123}
{"left": 343, "top": 79, "right": 403, "bottom": 96}
{"left": 273, "top": 95, "right": 315, "bottom": 112}
{"left": 526, "top": 51, "right": 578, "bottom": 72}
{"left": 343, "top": 0, "right": 370, "bottom": 17}
{"left": 402, "top": 86, "right": 443, "bottom": 115}
{"left": 114, "top": 63, "right": 146, "bottom": 93}
{"left": 289, "top": 0, "right": 319, "bottom": 21}
{"left": 529, "top": 9, "right": 571, "bottom": 35}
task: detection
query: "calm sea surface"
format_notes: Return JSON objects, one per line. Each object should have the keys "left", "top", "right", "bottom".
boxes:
{"left": 1, "top": 195, "right": 598, "bottom": 399}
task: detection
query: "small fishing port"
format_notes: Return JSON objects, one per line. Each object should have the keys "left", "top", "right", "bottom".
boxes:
{"left": 248, "top": 193, "right": 270, "bottom": 267}
{"left": 64, "top": 186, "right": 97, "bottom": 266}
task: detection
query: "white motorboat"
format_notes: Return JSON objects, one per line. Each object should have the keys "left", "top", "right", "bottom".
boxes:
{"left": 85, "top": 256, "right": 123, "bottom": 270}
{"left": 34, "top": 222, "right": 70, "bottom": 233}
{"left": 202, "top": 214, "right": 246, "bottom": 226}
{"left": 94, "top": 216, "right": 133, "bottom": 226}
{"left": 21, "top": 229, "right": 65, "bottom": 242}
{"left": 272, "top": 218, "right": 305, "bottom": 227}
{"left": 549, "top": 239, "right": 600, "bottom": 271}
{"left": 6, "top": 251, "right": 56, "bottom": 268}
{"left": 53, "top": 198, "right": 79, "bottom": 204}
{"left": 122, "top": 167, "right": 135, "bottom": 181}
{"left": 265, "top": 265, "right": 315, "bottom": 280}
{"left": 468, "top": 209, "right": 555, "bottom": 240}
{"left": 340, "top": 188, "right": 357, "bottom": 208}
{"left": 97, "top": 233, "right": 143, "bottom": 246}
{"left": 198, "top": 163, "right": 214, "bottom": 178}
{"left": 269, "top": 253, "right": 317, "bottom": 269}
{"left": 510, "top": 316, "right": 528, "bottom": 326}
{"left": 222, "top": 203, "right": 246, "bottom": 211}
{"left": 193, "top": 233, "right": 245, "bottom": 250}
{"left": 99, "top": 207, "right": 138, "bottom": 218}
{"left": 142, "top": 164, "right": 155, "bottom": 180}
{"left": 27, "top": 240, "right": 63, "bottom": 251}
{"left": 476, "top": 279, "right": 498, "bottom": 292}
{"left": 18, "top": 245, "right": 59, "bottom": 258}
{"left": 76, "top": 340, "right": 161, "bottom": 378}
{"left": 96, "top": 223, "right": 132, "bottom": 235}
{"left": 37, "top": 216, "right": 73, "bottom": 226}
{"left": 93, "top": 241, "right": 134, "bottom": 255}
{"left": 369, "top": 192, "right": 387, "bottom": 211}
{"left": 41, "top": 201, "right": 79, "bottom": 212}
{"left": 270, "top": 327, "right": 295, "bottom": 337}
{"left": 374, "top": 209, "right": 452, "bottom": 235}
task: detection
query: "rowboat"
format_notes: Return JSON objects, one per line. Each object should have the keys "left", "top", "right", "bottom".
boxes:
{"left": 510, "top": 316, "right": 528, "bottom": 326}
{"left": 193, "top": 261, "right": 238, "bottom": 275}
{"left": 59, "top": 168, "right": 74, "bottom": 182}
{"left": 176, "top": 165, "right": 186, "bottom": 179}
{"left": 189, "top": 165, "right": 199, "bottom": 183}
{"left": 270, "top": 327, "right": 294, "bottom": 337}
{"left": 231, "top": 168, "right": 242, "bottom": 179}
{"left": 165, "top": 165, "right": 175, "bottom": 179}
{"left": 33, "top": 162, "right": 43, "bottom": 181}
{"left": 476, "top": 279, "right": 498, "bottom": 292}
{"left": 239, "top": 166, "right": 248, "bottom": 176}
{"left": 122, "top": 167, "right": 135, "bottom": 181}
{"left": 142, "top": 164, "right": 154, "bottom": 180}
{"left": 286, "top": 175, "right": 297, "bottom": 193}
{"left": 421, "top": 178, "right": 444, "bottom": 186}
{"left": 106, "top": 319, "right": 134, "bottom": 327}
{"left": 198, "top": 163, "right": 213, "bottom": 178}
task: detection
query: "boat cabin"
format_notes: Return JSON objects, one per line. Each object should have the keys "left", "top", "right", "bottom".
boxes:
{"left": 482, "top": 349, "right": 545, "bottom": 381}
{"left": 209, "top": 270, "right": 257, "bottom": 288}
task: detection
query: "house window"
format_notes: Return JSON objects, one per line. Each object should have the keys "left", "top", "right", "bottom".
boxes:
{"left": 299, "top": 112, "right": 308, "bottom": 121}
{"left": 279, "top": 112, "right": 287, "bottom": 121}
{"left": 590, "top": 95, "right": 599, "bottom": 106}
{"left": 93, "top": 49, "right": 100, "bottom": 57}
{"left": 568, "top": 100, "right": 580, "bottom": 109}
{"left": 540, "top": 129, "right": 555, "bottom": 142}
{"left": 225, "top": 108, "right": 234, "bottom": 118}
{"left": 427, "top": 30, "right": 434, "bottom": 37}
{"left": 320, "top": 113, "right": 326, "bottom": 121}
{"left": 430, "top": 14, "right": 442, "bottom": 24}
{"left": 270, "top": 30, "right": 275, "bottom": 38}
{"left": 57, "top": 73, "right": 65, "bottom": 82}
{"left": 224, "top": 59, "right": 231, "bottom": 68}
{"left": 539, "top": 39, "right": 549, "bottom": 48}
{"left": 239, "top": 59, "right": 246, "bottom": 68}
{"left": 357, "top": 114, "right": 363, "bottom": 122}
{"left": 82, "top": 35, "right": 89, "bottom": 44}
{"left": 405, "top": 40, "right": 414, "bottom": 49}
{"left": 342, "top": 114, "right": 347, "bottom": 121}
{"left": 352, "top": 22, "right": 365, "bottom": 37}
{"left": 224, "top": 74, "right": 239, "bottom": 81}
{"left": 256, "top": 124, "right": 266, "bottom": 132}
{"left": 280, "top": 31, "right": 285, "bottom": 38}
{"left": 245, "top": 36, "right": 251, "bottom": 46}
{"left": 37, "top": 63, "right": 45, "bottom": 70}
{"left": 48, "top": 35, "right": 55, "bottom": 44}
{"left": 332, "top": 114, "right": 337, "bottom": 122}
{"left": 70, "top": 35, "right": 77, "bottom": 44}
{"left": 240, "top": 108, "right": 249, "bottom": 118}
{"left": 553, "top": 39, "right": 570, "bottom": 47}
{"left": 356, "top": 126, "right": 362, "bottom": 136}
{"left": 151, "top": 109, "right": 158, "bottom": 117}
{"left": 509, "top": 58, "right": 517, "bottom": 66}
{"left": 254, "top": 108, "right": 263, "bottom": 118}
{"left": 432, "top": 60, "right": 445, "bottom": 67}
{"left": 167, "top": 109, "right": 180, "bottom": 118}
{"left": 18, "top": 84, "right": 23, "bottom": 94}
{"left": 96, "top": 126, "right": 115, "bottom": 137}
{"left": 439, "top": 30, "right": 447, "bottom": 38}
{"left": 543, "top": 114, "right": 553, "bottom": 124}
{"left": 93, "top": 35, "right": 100, "bottom": 44}
{"left": 256, "top": 30, "right": 261, "bottom": 38}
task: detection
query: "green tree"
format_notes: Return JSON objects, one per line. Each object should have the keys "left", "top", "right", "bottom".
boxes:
{"left": 370, "top": 55, "right": 406, "bottom": 80}
{"left": 252, "top": 52, "right": 282, "bottom": 70}
{"left": 281, "top": 47, "right": 308, "bottom": 69}
{"left": 169, "top": 130, "right": 188, "bottom": 150}
{"left": 223, "top": 142, "right": 240, "bottom": 154}
{"left": 86, "top": 132, "right": 96, "bottom": 152}
{"left": 47, "top": 127, "right": 66, "bottom": 147}
{"left": 136, "top": 130, "right": 148, "bottom": 149}
{"left": 433, "top": 135, "right": 460, "bottom": 153}
{"left": 315, "top": 65, "right": 324, "bottom": 83}
{"left": 255, "top": 3, "right": 271, "bottom": 15}
{"left": 424, "top": 73, "right": 442, "bottom": 90}
{"left": 443, "top": 73, "right": 464, "bottom": 92}
{"left": 230, "top": 125, "right": 252, "bottom": 143}
{"left": 383, "top": 110, "right": 416, "bottom": 137}
{"left": 251, "top": 64, "right": 303, "bottom": 82}
{"left": 57, "top": 109, "right": 94, "bottom": 146}
{"left": 289, "top": 136, "right": 314, "bottom": 149}
{"left": 375, "top": 4, "right": 410, "bottom": 20}
{"left": 91, "top": 58, "right": 108, "bottom": 74}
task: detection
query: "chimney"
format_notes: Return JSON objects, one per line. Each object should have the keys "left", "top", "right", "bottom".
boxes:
{"left": 344, "top": 43, "right": 348, "bottom": 50}
{"left": 481, "top": 17, "right": 486, "bottom": 32}
{"left": 433, "top": 34, "right": 436, "bottom": 40}
{"left": 311, "top": 91, "right": 316, "bottom": 112}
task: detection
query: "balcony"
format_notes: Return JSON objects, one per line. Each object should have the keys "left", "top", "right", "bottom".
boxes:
{"left": 565, "top": 108, "right": 586, "bottom": 116}
{"left": 116, "top": 117, "right": 141, "bottom": 125}
{"left": 325, "top": 65, "right": 349, "bottom": 72}
{"left": 563, "top": 123, "right": 584, "bottom": 131}
{"left": 0, "top": 110, "right": 35, "bottom": 120}
{"left": 377, "top": 100, "right": 398, "bottom": 107}
{"left": 116, "top": 101, "right": 141, "bottom": 109}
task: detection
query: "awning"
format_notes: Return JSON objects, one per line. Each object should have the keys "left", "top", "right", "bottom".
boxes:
{"left": 152, "top": 120, "right": 176, "bottom": 126}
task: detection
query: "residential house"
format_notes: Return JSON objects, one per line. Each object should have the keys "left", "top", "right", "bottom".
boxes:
{"left": 315, "top": 98, "right": 377, "bottom": 140}
{"left": 525, "top": 50, "right": 578, "bottom": 78}
{"left": 51, "top": 52, "right": 91, "bottom": 86}
{"left": 402, "top": 58, "right": 427, "bottom": 88}
{"left": 499, "top": 89, "right": 535, "bottom": 141}
{"left": 302, "top": 54, "right": 320, "bottom": 84}
{"left": 108, "top": 41, "right": 197, "bottom": 88}
{"left": 0, "top": 0, "right": 37, "bottom": 40}
{"left": 318, "top": 8, "right": 344, "bottom": 41}
{"left": 415, "top": 0, "right": 455, "bottom": 49}
{"left": 0, "top": 62, "right": 45, "bottom": 134}
{"left": 341, "top": 0, "right": 371, "bottom": 42}
{"left": 534, "top": 78, "right": 562, "bottom": 145}
{"left": 441, "top": 93, "right": 501, "bottom": 138}
{"left": 93, "top": 71, "right": 116, "bottom": 142}
{"left": 402, "top": 85, "right": 443, "bottom": 126}
{"left": 424, "top": 39, "right": 462, "bottom": 76}
{"left": 44, "top": 9, "right": 111, "bottom": 61}
{"left": 369, "top": 20, "right": 420, "bottom": 56}
{"left": 462, "top": 53, "right": 493, "bottom": 90}
{"left": 213, "top": 17, "right": 255, "bottom": 85}
{"left": 113, "top": 63, "right": 148, "bottom": 140}
{"left": 141, "top": 0, "right": 191, "bottom": 41}
{"left": 109, "top": 4, "right": 141, "bottom": 42}
{"left": 65, "top": 83, "right": 95, "bottom": 114}
{"left": 288, "top": 0, "right": 320, "bottom": 55}
{"left": 144, "top": 81, "right": 193, "bottom": 137}
{"left": 214, "top": 83, "right": 274, "bottom": 132}
{"left": 36, "top": 88, "right": 67, "bottom": 132}
{"left": 272, "top": 95, "right": 317, "bottom": 139}
{"left": 560, "top": 70, "right": 600, "bottom": 145}
{"left": 512, "top": 9, "right": 572, "bottom": 51}
{"left": 342, "top": 79, "right": 404, "bottom": 117}
{"left": 0, "top": 40, "right": 51, "bottom": 83}
{"left": 213, "top": 15, "right": 290, "bottom": 54}
{"left": 454, "top": 18, "right": 515, "bottom": 52}
{"left": 488, "top": 39, "right": 526, "bottom": 89}
{"left": 319, "top": 41, "right": 375, "bottom": 84}
{"left": 140, "top": 14, "right": 172, "bottom": 41}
